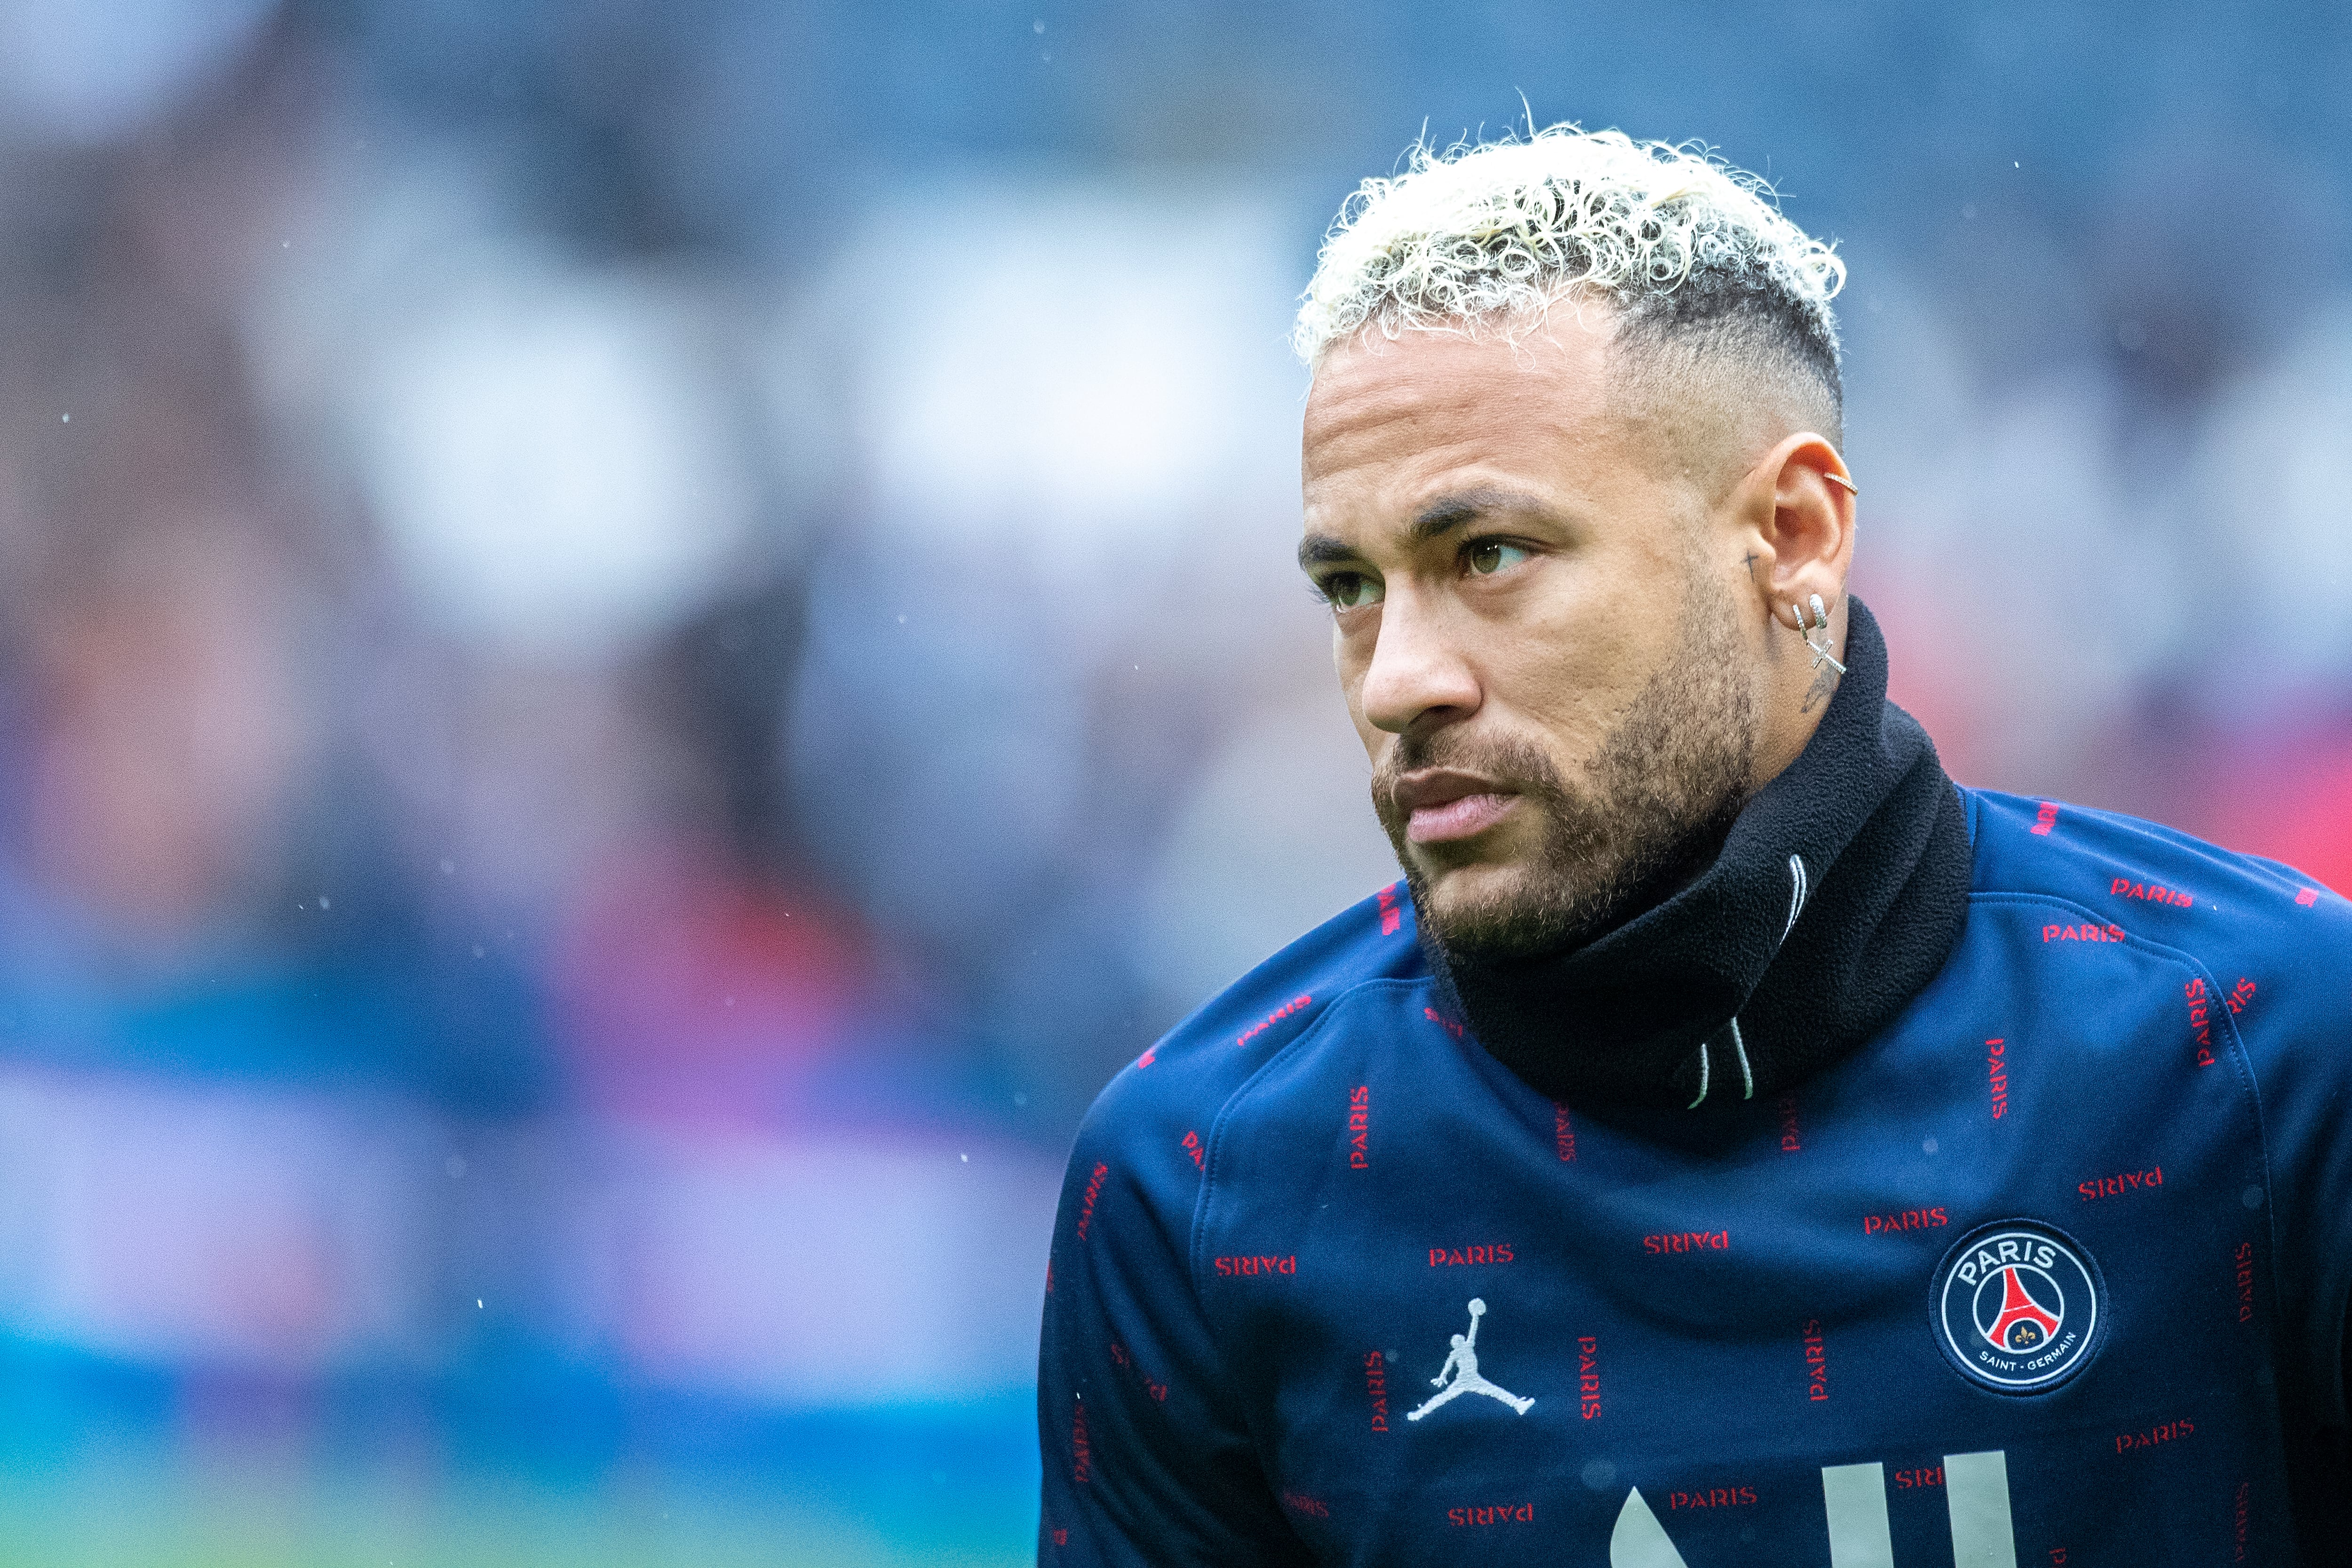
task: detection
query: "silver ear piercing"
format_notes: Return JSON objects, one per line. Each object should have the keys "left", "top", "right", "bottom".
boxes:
{"left": 1794, "top": 593, "right": 1845, "bottom": 675}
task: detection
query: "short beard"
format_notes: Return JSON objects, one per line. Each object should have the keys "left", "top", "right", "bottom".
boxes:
{"left": 1374, "top": 571, "right": 1757, "bottom": 963}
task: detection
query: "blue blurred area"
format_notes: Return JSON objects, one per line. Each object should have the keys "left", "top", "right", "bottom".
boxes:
{"left": 0, "top": 1, "right": 2344, "bottom": 1560}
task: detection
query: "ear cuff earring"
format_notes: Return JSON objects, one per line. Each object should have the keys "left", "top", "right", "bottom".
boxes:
{"left": 1793, "top": 593, "right": 1845, "bottom": 675}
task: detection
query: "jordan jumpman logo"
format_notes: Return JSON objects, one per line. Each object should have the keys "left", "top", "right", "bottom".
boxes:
{"left": 1406, "top": 1298, "right": 1534, "bottom": 1421}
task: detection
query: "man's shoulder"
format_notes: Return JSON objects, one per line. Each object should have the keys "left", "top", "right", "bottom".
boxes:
{"left": 1964, "top": 786, "right": 2352, "bottom": 977}
{"left": 1079, "top": 881, "right": 1428, "bottom": 1141}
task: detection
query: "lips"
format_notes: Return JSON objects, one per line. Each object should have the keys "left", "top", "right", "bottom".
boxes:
{"left": 1392, "top": 770, "right": 1520, "bottom": 845}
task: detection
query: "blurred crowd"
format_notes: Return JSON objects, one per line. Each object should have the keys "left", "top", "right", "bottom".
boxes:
{"left": 0, "top": 0, "right": 2344, "bottom": 1561}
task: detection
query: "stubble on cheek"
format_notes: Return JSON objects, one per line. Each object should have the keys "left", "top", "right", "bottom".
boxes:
{"left": 1371, "top": 579, "right": 1756, "bottom": 961}
{"left": 1368, "top": 732, "right": 1588, "bottom": 957}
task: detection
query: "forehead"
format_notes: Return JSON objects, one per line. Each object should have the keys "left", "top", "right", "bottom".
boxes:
{"left": 1299, "top": 317, "right": 1627, "bottom": 532}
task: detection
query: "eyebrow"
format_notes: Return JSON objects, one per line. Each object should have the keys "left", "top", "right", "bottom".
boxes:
{"left": 1413, "top": 484, "right": 1565, "bottom": 541}
{"left": 1296, "top": 534, "right": 1357, "bottom": 569}
{"left": 1296, "top": 485, "right": 1559, "bottom": 572}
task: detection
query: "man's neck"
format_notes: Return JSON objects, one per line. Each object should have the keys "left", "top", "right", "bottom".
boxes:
{"left": 1417, "top": 598, "right": 1974, "bottom": 1109}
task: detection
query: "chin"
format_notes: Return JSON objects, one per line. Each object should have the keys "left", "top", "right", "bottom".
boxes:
{"left": 1409, "top": 859, "right": 1560, "bottom": 956}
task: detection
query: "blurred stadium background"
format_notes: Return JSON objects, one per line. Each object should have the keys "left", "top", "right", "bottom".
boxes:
{"left": 0, "top": 1, "right": 2344, "bottom": 1561}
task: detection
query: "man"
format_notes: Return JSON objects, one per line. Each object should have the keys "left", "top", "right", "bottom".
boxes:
{"left": 1037, "top": 126, "right": 2352, "bottom": 1564}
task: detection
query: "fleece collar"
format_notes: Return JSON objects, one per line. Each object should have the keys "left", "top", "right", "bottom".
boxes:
{"left": 1421, "top": 598, "right": 1973, "bottom": 1110}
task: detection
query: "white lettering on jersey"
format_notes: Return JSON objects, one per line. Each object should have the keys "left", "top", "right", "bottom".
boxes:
{"left": 1609, "top": 1451, "right": 2015, "bottom": 1567}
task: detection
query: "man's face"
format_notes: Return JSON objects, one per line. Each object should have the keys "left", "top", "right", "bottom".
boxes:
{"left": 1298, "top": 316, "right": 1762, "bottom": 960}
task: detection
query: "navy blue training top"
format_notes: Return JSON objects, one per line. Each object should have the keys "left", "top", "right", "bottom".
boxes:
{"left": 1036, "top": 789, "right": 2352, "bottom": 1564}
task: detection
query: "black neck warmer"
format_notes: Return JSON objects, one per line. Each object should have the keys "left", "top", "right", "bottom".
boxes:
{"left": 1421, "top": 598, "right": 1974, "bottom": 1110}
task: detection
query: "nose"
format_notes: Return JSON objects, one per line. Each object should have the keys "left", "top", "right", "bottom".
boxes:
{"left": 1357, "top": 590, "right": 1481, "bottom": 736}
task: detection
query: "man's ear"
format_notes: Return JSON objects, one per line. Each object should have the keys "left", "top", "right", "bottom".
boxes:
{"left": 1747, "top": 432, "right": 1856, "bottom": 630}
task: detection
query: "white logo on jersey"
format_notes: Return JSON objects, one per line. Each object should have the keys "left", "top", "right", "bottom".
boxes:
{"left": 1405, "top": 1298, "right": 1533, "bottom": 1421}
{"left": 1781, "top": 852, "right": 1809, "bottom": 945}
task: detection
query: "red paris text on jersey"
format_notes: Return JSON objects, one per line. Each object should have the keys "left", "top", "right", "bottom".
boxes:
{"left": 1777, "top": 1091, "right": 1802, "bottom": 1152}
{"left": 1667, "top": 1486, "right": 1756, "bottom": 1510}
{"left": 1429, "top": 1244, "right": 1514, "bottom": 1266}
{"left": 1075, "top": 1162, "right": 1108, "bottom": 1240}
{"left": 2043, "top": 922, "right": 2124, "bottom": 943}
{"left": 2115, "top": 1417, "right": 2194, "bottom": 1455}
{"left": 2235, "top": 1241, "right": 2255, "bottom": 1323}
{"left": 1893, "top": 1465, "right": 1943, "bottom": 1488}
{"left": 1363, "top": 1351, "right": 1390, "bottom": 1432}
{"left": 1448, "top": 1503, "right": 1534, "bottom": 1526}
{"left": 2031, "top": 800, "right": 2060, "bottom": 835}
{"left": 2185, "top": 978, "right": 2216, "bottom": 1066}
{"left": 1236, "top": 995, "right": 1312, "bottom": 1048}
{"left": 2111, "top": 876, "right": 2193, "bottom": 907}
{"left": 1986, "top": 1038, "right": 2008, "bottom": 1118}
{"left": 1107, "top": 1341, "right": 1167, "bottom": 1403}
{"left": 1213, "top": 1254, "right": 1296, "bottom": 1276}
{"left": 2225, "top": 977, "right": 2256, "bottom": 1016}
{"left": 1554, "top": 1101, "right": 1576, "bottom": 1161}
{"left": 1070, "top": 1398, "right": 1091, "bottom": 1485}
{"left": 1863, "top": 1207, "right": 1947, "bottom": 1236}
{"left": 1348, "top": 1085, "right": 1369, "bottom": 1169}
{"left": 2079, "top": 1165, "right": 2162, "bottom": 1201}
{"left": 1424, "top": 1006, "right": 1465, "bottom": 1040}
{"left": 1644, "top": 1230, "right": 1729, "bottom": 1254}
{"left": 1577, "top": 1336, "right": 1600, "bottom": 1419}
{"left": 1377, "top": 883, "right": 1402, "bottom": 936}
{"left": 1282, "top": 1491, "right": 1331, "bottom": 1520}
{"left": 1802, "top": 1320, "right": 1827, "bottom": 1402}
{"left": 1181, "top": 1130, "right": 1203, "bottom": 1170}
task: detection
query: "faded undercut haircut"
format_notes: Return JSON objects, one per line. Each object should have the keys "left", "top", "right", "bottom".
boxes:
{"left": 1295, "top": 125, "right": 1848, "bottom": 459}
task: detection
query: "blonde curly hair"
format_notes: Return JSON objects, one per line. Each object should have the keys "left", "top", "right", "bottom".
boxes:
{"left": 1295, "top": 125, "right": 1846, "bottom": 433}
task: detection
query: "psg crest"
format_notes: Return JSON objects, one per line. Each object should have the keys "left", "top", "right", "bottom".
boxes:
{"left": 1931, "top": 1221, "right": 2104, "bottom": 1394}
